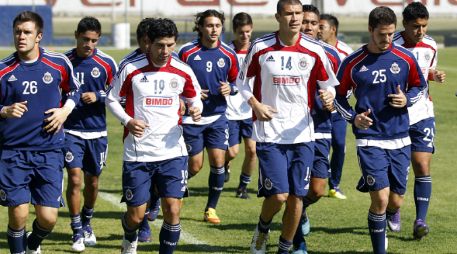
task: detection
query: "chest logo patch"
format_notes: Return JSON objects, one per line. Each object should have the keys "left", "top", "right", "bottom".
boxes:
{"left": 8, "top": 75, "right": 17, "bottom": 82}
{"left": 43, "top": 72, "right": 53, "bottom": 84}
{"left": 194, "top": 55, "right": 201, "bottom": 61}
{"left": 169, "top": 78, "right": 179, "bottom": 91}
{"left": 91, "top": 67, "right": 101, "bottom": 78}
{"left": 298, "top": 57, "right": 308, "bottom": 70}
{"left": 217, "top": 58, "right": 225, "bottom": 68}
{"left": 424, "top": 53, "right": 431, "bottom": 61}
{"left": 390, "top": 62, "right": 400, "bottom": 74}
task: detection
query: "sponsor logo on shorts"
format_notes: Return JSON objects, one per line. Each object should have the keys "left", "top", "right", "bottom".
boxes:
{"left": 0, "top": 189, "right": 6, "bottom": 201}
{"left": 367, "top": 175, "right": 375, "bottom": 186}
{"left": 65, "top": 151, "right": 74, "bottom": 163}
{"left": 186, "top": 144, "right": 192, "bottom": 153}
{"left": 125, "top": 189, "right": 133, "bottom": 201}
{"left": 264, "top": 178, "right": 273, "bottom": 190}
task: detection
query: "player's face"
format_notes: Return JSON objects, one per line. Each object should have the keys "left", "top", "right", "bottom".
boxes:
{"left": 276, "top": 3, "right": 303, "bottom": 35}
{"left": 13, "top": 21, "right": 42, "bottom": 56}
{"left": 403, "top": 18, "right": 428, "bottom": 44}
{"left": 149, "top": 36, "right": 176, "bottom": 66}
{"left": 199, "top": 16, "right": 223, "bottom": 45}
{"left": 318, "top": 19, "right": 333, "bottom": 42}
{"left": 75, "top": 30, "right": 100, "bottom": 58}
{"left": 369, "top": 23, "right": 395, "bottom": 53}
{"left": 234, "top": 24, "right": 253, "bottom": 46}
{"left": 301, "top": 12, "right": 319, "bottom": 39}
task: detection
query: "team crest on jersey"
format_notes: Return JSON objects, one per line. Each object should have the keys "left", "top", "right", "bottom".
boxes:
{"left": 424, "top": 52, "right": 431, "bottom": 61}
{"left": 91, "top": 67, "right": 101, "bottom": 78}
{"left": 169, "top": 78, "right": 179, "bottom": 91}
{"left": 298, "top": 57, "right": 308, "bottom": 70}
{"left": 43, "top": 72, "right": 53, "bottom": 84}
{"left": 125, "top": 189, "right": 133, "bottom": 201}
{"left": 366, "top": 175, "right": 375, "bottom": 186}
{"left": 217, "top": 58, "right": 225, "bottom": 68}
{"left": 65, "top": 151, "right": 74, "bottom": 163}
{"left": 264, "top": 178, "right": 273, "bottom": 190}
{"left": 8, "top": 75, "right": 17, "bottom": 82}
{"left": 0, "top": 189, "right": 6, "bottom": 201}
{"left": 390, "top": 62, "right": 400, "bottom": 74}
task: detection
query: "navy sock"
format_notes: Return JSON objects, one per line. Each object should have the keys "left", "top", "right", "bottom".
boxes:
{"left": 302, "top": 195, "right": 317, "bottom": 209}
{"left": 7, "top": 226, "right": 26, "bottom": 254}
{"left": 257, "top": 216, "right": 271, "bottom": 234}
{"left": 28, "top": 219, "right": 51, "bottom": 251}
{"left": 206, "top": 166, "right": 225, "bottom": 209}
{"left": 159, "top": 222, "right": 181, "bottom": 254}
{"left": 121, "top": 213, "right": 138, "bottom": 243}
{"left": 238, "top": 172, "right": 251, "bottom": 189}
{"left": 139, "top": 213, "right": 150, "bottom": 231}
{"left": 277, "top": 236, "right": 292, "bottom": 254}
{"left": 292, "top": 222, "right": 304, "bottom": 246}
{"left": 70, "top": 214, "right": 83, "bottom": 237}
{"left": 368, "top": 211, "right": 386, "bottom": 254}
{"left": 81, "top": 206, "right": 94, "bottom": 227}
{"left": 414, "top": 176, "right": 432, "bottom": 221}
{"left": 187, "top": 170, "right": 195, "bottom": 180}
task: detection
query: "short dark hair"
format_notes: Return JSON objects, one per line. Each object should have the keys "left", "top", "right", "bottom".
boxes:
{"left": 276, "top": 0, "right": 302, "bottom": 14}
{"left": 302, "top": 4, "right": 320, "bottom": 16}
{"left": 368, "top": 6, "right": 397, "bottom": 29}
{"left": 402, "top": 2, "right": 429, "bottom": 22}
{"left": 13, "top": 11, "right": 43, "bottom": 34}
{"left": 136, "top": 18, "right": 155, "bottom": 43}
{"left": 193, "top": 9, "right": 225, "bottom": 38}
{"left": 232, "top": 12, "right": 252, "bottom": 31}
{"left": 320, "top": 14, "right": 339, "bottom": 35}
{"left": 76, "top": 16, "right": 101, "bottom": 35}
{"left": 147, "top": 18, "right": 178, "bottom": 43}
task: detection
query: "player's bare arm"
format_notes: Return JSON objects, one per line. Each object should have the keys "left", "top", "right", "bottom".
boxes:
{"left": 219, "top": 81, "right": 231, "bottom": 96}
{"left": 387, "top": 85, "right": 407, "bottom": 108}
{"left": 0, "top": 101, "right": 28, "bottom": 118}
{"left": 126, "top": 118, "right": 149, "bottom": 138}
{"left": 81, "top": 92, "right": 97, "bottom": 104}
{"left": 354, "top": 109, "right": 373, "bottom": 130}
{"left": 43, "top": 105, "right": 73, "bottom": 133}
{"left": 248, "top": 96, "right": 277, "bottom": 121}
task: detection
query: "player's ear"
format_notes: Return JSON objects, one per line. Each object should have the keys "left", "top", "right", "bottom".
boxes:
{"left": 275, "top": 13, "right": 280, "bottom": 22}
{"left": 36, "top": 32, "right": 43, "bottom": 43}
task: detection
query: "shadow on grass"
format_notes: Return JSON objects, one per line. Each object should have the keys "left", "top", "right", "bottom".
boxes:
{"left": 58, "top": 210, "right": 125, "bottom": 220}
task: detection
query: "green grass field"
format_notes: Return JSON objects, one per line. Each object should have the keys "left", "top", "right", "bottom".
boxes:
{"left": 1, "top": 47, "right": 457, "bottom": 254}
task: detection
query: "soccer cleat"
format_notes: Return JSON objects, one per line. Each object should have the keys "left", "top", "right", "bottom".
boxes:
{"left": 138, "top": 225, "right": 151, "bottom": 243}
{"left": 224, "top": 167, "right": 231, "bottom": 183}
{"left": 71, "top": 234, "right": 85, "bottom": 252}
{"left": 413, "top": 219, "right": 429, "bottom": 240}
{"left": 387, "top": 210, "right": 401, "bottom": 232}
{"left": 328, "top": 187, "right": 347, "bottom": 200}
{"left": 236, "top": 187, "right": 250, "bottom": 199}
{"left": 183, "top": 187, "right": 190, "bottom": 198}
{"left": 26, "top": 232, "right": 41, "bottom": 254}
{"left": 203, "top": 208, "right": 221, "bottom": 224}
{"left": 83, "top": 224, "right": 97, "bottom": 246}
{"left": 147, "top": 200, "right": 161, "bottom": 221}
{"left": 250, "top": 226, "right": 269, "bottom": 254}
{"left": 121, "top": 237, "right": 138, "bottom": 254}
{"left": 291, "top": 240, "right": 308, "bottom": 254}
{"left": 301, "top": 211, "right": 310, "bottom": 236}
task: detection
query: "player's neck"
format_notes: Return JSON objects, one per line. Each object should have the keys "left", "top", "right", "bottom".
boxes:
{"left": 233, "top": 40, "right": 250, "bottom": 51}
{"left": 201, "top": 38, "right": 219, "bottom": 49}
{"left": 18, "top": 47, "right": 40, "bottom": 62}
{"left": 278, "top": 31, "right": 299, "bottom": 46}
{"left": 327, "top": 37, "right": 338, "bottom": 47}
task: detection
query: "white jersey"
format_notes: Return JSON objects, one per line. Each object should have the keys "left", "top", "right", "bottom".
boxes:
{"left": 237, "top": 32, "right": 339, "bottom": 144}
{"left": 106, "top": 55, "right": 202, "bottom": 162}
{"left": 226, "top": 42, "right": 252, "bottom": 120}
{"left": 334, "top": 39, "right": 353, "bottom": 59}
{"left": 393, "top": 32, "right": 437, "bottom": 125}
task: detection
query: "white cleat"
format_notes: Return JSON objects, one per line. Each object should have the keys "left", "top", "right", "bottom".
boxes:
{"left": 72, "top": 237, "right": 86, "bottom": 252}
{"left": 121, "top": 237, "right": 138, "bottom": 254}
{"left": 26, "top": 245, "right": 41, "bottom": 254}
{"left": 83, "top": 230, "right": 97, "bottom": 246}
{"left": 250, "top": 226, "right": 269, "bottom": 254}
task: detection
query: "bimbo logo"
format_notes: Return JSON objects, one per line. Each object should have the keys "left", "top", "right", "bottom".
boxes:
{"left": 272, "top": 75, "right": 301, "bottom": 86}
{"left": 144, "top": 97, "right": 174, "bottom": 107}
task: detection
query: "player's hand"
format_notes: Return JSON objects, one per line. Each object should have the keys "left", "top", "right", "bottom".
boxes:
{"left": 319, "top": 89, "right": 335, "bottom": 111}
{"left": 201, "top": 89, "right": 209, "bottom": 100}
{"left": 44, "top": 106, "right": 72, "bottom": 134}
{"left": 126, "top": 118, "right": 149, "bottom": 138}
{"left": 432, "top": 69, "right": 446, "bottom": 83}
{"left": 0, "top": 101, "right": 28, "bottom": 118}
{"left": 189, "top": 106, "right": 201, "bottom": 122}
{"left": 388, "top": 85, "right": 407, "bottom": 108}
{"left": 354, "top": 109, "right": 373, "bottom": 130}
{"left": 179, "top": 99, "right": 186, "bottom": 116}
{"left": 219, "top": 81, "right": 231, "bottom": 97}
{"left": 252, "top": 101, "right": 277, "bottom": 121}
{"left": 81, "top": 92, "right": 97, "bottom": 104}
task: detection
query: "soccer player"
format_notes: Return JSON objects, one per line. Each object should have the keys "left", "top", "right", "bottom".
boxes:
{"left": 179, "top": 9, "right": 239, "bottom": 224}
{"left": 0, "top": 11, "right": 81, "bottom": 254}
{"left": 318, "top": 13, "right": 354, "bottom": 199}
{"left": 238, "top": 0, "right": 338, "bottom": 253}
{"left": 391, "top": 2, "right": 445, "bottom": 239}
{"left": 106, "top": 18, "right": 202, "bottom": 254}
{"left": 334, "top": 6, "right": 426, "bottom": 253}
{"left": 63, "top": 16, "right": 117, "bottom": 252}
{"left": 225, "top": 12, "right": 256, "bottom": 199}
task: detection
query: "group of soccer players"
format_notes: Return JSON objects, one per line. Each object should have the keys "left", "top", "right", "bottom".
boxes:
{"left": 0, "top": 0, "right": 445, "bottom": 253}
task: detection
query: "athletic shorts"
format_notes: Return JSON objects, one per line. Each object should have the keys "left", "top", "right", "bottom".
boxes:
{"left": 312, "top": 138, "right": 331, "bottom": 179}
{"left": 121, "top": 156, "right": 188, "bottom": 206}
{"left": 64, "top": 134, "right": 108, "bottom": 176}
{"left": 227, "top": 118, "right": 253, "bottom": 147}
{"left": 257, "top": 142, "right": 314, "bottom": 198}
{"left": 410, "top": 117, "right": 435, "bottom": 153}
{"left": 356, "top": 146, "right": 411, "bottom": 195}
{"left": 0, "top": 149, "right": 64, "bottom": 208}
{"left": 183, "top": 115, "right": 228, "bottom": 156}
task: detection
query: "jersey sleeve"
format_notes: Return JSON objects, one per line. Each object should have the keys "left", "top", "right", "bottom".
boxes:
{"left": 227, "top": 53, "right": 239, "bottom": 95}
{"left": 96, "top": 57, "right": 118, "bottom": 104}
{"left": 106, "top": 64, "right": 132, "bottom": 125}
{"left": 406, "top": 56, "right": 427, "bottom": 107}
{"left": 334, "top": 59, "right": 357, "bottom": 123}
{"left": 182, "top": 69, "right": 203, "bottom": 111}
{"left": 236, "top": 42, "right": 259, "bottom": 102}
{"left": 62, "top": 55, "right": 82, "bottom": 109}
{"left": 315, "top": 46, "right": 339, "bottom": 96}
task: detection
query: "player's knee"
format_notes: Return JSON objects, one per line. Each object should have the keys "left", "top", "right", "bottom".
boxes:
{"left": 245, "top": 147, "right": 257, "bottom": 160}
{"left": 412, "top": 159, "right": 430, "bottom": 176}
{"left": 271, "top": 193, "right": 289, "bottom": 203}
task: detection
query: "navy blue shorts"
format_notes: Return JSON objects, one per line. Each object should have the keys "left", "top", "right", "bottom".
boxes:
{"left": 312, "top": 138, "right": 331, "bottom": 179}
{"left": 356, "top": 146, "right": 411, "bottom": 195}
{"left": 410, "top": 117, "right": 435, "bottom": 153}
{"left": 183, "top": 115, "right": 228, "bottom": 156}
{"left": 0, "top": 149, "right": 64, "bottom": 208}
{"left": 121, "top": 156, "right": 188, "bottom": 206}
{"left": 64, "top": 134, "right": 108, "bottom": 176}
{"left": 227, "top": 118, "right": 253, "bottom": 147}
{"left": 257, "top": 142, "right": 313, "bottom": 198}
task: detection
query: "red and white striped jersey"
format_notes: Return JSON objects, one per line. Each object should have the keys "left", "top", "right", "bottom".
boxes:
{"left": 237, "top": 32, "right": 339, "bottom": 144}
{"left": 107, "top": 55, "right": 202, "bottom": 162}
{"left": 334, "top": 39, "right": 353, "bottom": 59}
